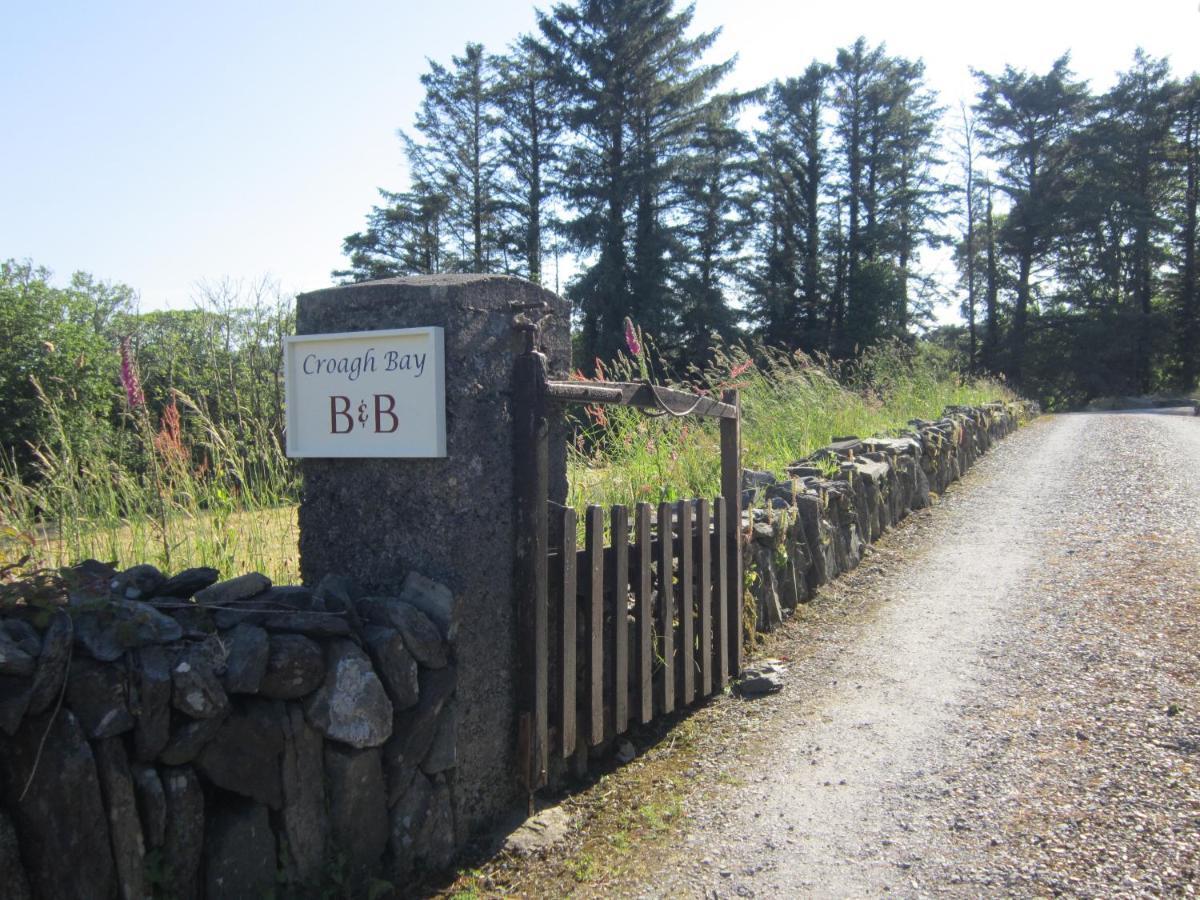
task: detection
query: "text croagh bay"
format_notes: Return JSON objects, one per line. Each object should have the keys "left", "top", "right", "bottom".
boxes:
{"left": 284, "top": 327, "right": 446, "bottom": 458}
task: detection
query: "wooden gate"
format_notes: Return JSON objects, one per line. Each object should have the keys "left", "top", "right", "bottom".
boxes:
{"left": 513, "top": 350, "right": 743, "bottom": 792}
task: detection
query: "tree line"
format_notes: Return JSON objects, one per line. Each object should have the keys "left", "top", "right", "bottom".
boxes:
{"left": 339, "top": 0, "right": 1200, "bottom": 406}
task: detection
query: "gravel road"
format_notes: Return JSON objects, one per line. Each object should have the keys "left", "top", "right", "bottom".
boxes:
{"left": 625, "top": 410, "right": 1200, "bottom": 898}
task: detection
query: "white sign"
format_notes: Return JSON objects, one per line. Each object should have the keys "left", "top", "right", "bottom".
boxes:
{"left": 284, "top": 327, "right": 446, "bottom": 458}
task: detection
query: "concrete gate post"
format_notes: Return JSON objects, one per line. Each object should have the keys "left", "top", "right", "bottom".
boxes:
{"left": 294, "top": 275, "right": 570, "bottom": 839}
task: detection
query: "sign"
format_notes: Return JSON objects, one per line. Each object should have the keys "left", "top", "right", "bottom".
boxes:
{"left": 284, "top": 327, "right": 446, "bottom": 458}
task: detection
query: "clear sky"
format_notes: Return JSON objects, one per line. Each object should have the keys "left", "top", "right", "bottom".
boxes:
{"left": 3, "top": 0, "right": 1198, "bottom": 315}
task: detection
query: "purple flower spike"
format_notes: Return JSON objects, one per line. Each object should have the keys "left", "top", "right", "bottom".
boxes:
{"left": 623, "top": 317, "right": 641, "bottom": 357}
{"left": 119, "top": 337, "right": 145, "bottom": 410}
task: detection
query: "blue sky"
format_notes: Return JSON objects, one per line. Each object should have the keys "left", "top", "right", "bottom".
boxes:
{"left": 3, "top": 1, "right": 1198, "bottom": 315}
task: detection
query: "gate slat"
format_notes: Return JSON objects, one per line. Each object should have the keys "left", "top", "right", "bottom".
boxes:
{"left": 657, "top": 502, "right": 675, "bottom": 715}
{"left": 559, "top": 506, "right": 577, "bottom": 757}
{"left": 587, "top": 505, "right": 605, "bottom": 745}
{"left": 678, "top": 500, "right": 694, "bottom": 706}
{"left": 697, "top": 498, "right": 712, "bottom": 697}
{"left": 635, "top": 503, "right": 653, "bottom": 724}
{"left": 612, "top": 506, "right": 630, "bottom": 735}
{"left": 715, "top": 496, "right": 728, "bottom": 688}
{"left": 720, "top": 389, "right": 742, "bottom": 677}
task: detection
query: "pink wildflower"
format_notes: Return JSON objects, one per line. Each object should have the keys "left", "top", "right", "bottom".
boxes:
{"left": 119, "top": 337, "right": 145, "bottom": 410}
{"left": 623, "top": 317, "right": 641, "bottom": 357}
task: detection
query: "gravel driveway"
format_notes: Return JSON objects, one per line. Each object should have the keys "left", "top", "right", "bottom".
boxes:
{"left": 624, "top": 410, "right": 1200, "bottom": 898}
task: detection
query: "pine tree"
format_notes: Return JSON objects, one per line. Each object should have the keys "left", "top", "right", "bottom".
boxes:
{"left": 674, "top": 91, "right": 755, "bottom": 366}
{"left": 973, "top": 54, "right": 1089, "bottom": 386}
{"left": 829, "top": 39, "right": 945, "bottom": 354}
{"left": 537, "top": 0, "right": 732, "bottom": 367}
{"left": 1175, "top": 76, "right": 1200, "bottom": 389}
{"left": 495, "top": 35, "right": 565, "bottom": 283}
{"left": 335, "top": 187, "right": 450, "bottom": 281}
{"left": 404, "top": 42, "right": 505, "bottom": 272}
{"left": 749, "top": 64, "right": 828, "bottom": 353}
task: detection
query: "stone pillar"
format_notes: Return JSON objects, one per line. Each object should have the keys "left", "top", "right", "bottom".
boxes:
{"left": 295, "top": 275, "right": 569, "bottom": 838}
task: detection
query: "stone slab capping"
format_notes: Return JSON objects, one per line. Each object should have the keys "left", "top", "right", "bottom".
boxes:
{"left": 0, "top": 273, "right": 1034, "bottom": 896}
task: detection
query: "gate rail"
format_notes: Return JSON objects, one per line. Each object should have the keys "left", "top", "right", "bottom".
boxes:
{"left": 514, "top": 351, "right": 743, "bottom": 792}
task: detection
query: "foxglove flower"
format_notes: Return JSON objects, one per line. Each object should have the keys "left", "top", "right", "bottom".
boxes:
{"left": 119, "top": 337, "right": 145, "bottom": 410}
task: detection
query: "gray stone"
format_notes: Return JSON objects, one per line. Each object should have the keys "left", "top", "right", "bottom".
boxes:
{"left": 0, "top": 809, "right": 31, "bottom": 900}
{"left": 261, "top": 610, "right": 352, "bottom": 638}
{"left": 195, "top": 702, "right": 284, "bottom": 809}
{"left": 194, "top": 571, "right": 271, "bottom": 607}
{"left": 385, "top": 665, "right": 456, "bottom": 805}
{"left": 388, "top": 769, "right": 433, "bottom": 881}
{"left": 314, "top": 573, "right": 362, "bottom": 611}
{"left": 362, "top": 624, "right": 420, "bottom": 711}
{"left": 736, "top": 659, "right": 788, "bottom": 697}
{"left": 0, "top": 623, "right": 36, "bottom": 675}
{"left": 167, "top": 603, "right": 216, "bottom": 639}
{"left": 280, "top": 704, "right": 327, "bottom": 883}
{"left": 111, "top": 563, "right": 166, "bottom": 601}
{"left": 415, "top": 775, "right": 456, "bottom": 869}
{"left": 67, "top": 657, "right": 134, "bottom": 738}
{"left": 131, "top": 763, "right": 167, "bottom": 848}
{"left": 161, "top": 766, "right": 204, "bottom": 900}
{"left": 304, "top": 639, "right": 392, "bottom": 748}
{"left": 130, "top": 645, "right": 172, "bottom": 760}
{"left": 297, "top": 276, "right": 570, "bottom": 838}
{"left": 0, "top": 675, "right": 31, "bottom": 736}
{"left": 189, "top": 632, "right": 230, "bottom": 675}
{"left": 171, "top": 649, "right": 229, "bottom": 719}
{"left": 388, "top": 600, "right": 448, "bottom": 669}
{"left": 27, "top": 608, "right": 71, "bottom": 715}
{"left": 325, "top": 743, "right": 388, "bottom": 878}
{"left": 741, "top": 468, "right": 777, "bottom": 492}
{"left": 204, "top": 800, "right": 276, "bottom": 900}
{"left": 159, "top": 713, "right": 227, "bottom": 766}
{"left": 74, "top": 598, "right": 183, "bottom": 662}
{"left": 93, "top": 737, "right": 147, "bottom": 900}
{"left": 221, "top": 623, "right": 269, "bottom": 694}
{"left": 0, "top": 710, "right": 115, "bottom": 899}
{"left": 154, "top": 566, "right": 219, "bottom": 599}
{"left": 212, "top": 584, "right": 317, "bottom": 630}
{"left": 420, "top": 700, "right": 457, "bottom": 774}
{"left": 259, "top": 633, "right": 324, "bottom": 699}
{"left": 503, "top": 805, "right": 570, "bottom": 856}
{"left": 398, "top": 571, "right": 455, "bottom": 641}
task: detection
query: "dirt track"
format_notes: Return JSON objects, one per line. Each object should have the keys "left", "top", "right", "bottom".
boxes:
{"left": 617, "top": 410, "right": 1200, "bottom": 898}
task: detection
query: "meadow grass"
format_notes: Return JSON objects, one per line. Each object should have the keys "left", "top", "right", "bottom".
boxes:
{"left": 567, "top": 339, "right": 1013, "bottom": 512}
{"left": 1, "top": 390, "right": 300, "bottom": 583}
{"left": 1, "top": 340, "right": 1010, "bottom": 582}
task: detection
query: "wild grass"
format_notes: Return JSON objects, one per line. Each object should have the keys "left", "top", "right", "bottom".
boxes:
{"left": 1, "top": 335, "right": 1009, "bottom": 582}
{"left": 566, "top": 338, "right": 1013, "bottom": 513}
{"left": 1, "top": 388, "right": 299, "bottom": 583}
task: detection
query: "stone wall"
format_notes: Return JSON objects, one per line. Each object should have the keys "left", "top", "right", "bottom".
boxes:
{"left": 0, "top": 565, "right": 458, "bottom": 898}
{"left": 740, "top": 401, "right": 1039, "bottom": 633}
{"left": 0, "top": 400, "right": 1038, "bottom": 898}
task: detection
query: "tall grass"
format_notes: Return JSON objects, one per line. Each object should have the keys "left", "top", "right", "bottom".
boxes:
{"left": 566, "top": 338, "right": 1013, "bottom": 512}
{"left": 0, "top": 386, "right": 299, "bottom": 583}
{"left": 2, "top": 332, "right": 1010, "bottom": 583}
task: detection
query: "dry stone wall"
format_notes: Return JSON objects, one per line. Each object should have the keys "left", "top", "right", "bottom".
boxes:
{"left": 740, "top": 401, "right": 1039, "bottom": 633}
{"left": 0, "top": 399, "right": 1038, "bottom": 898}
{"left": 0, "top": 564, "right": 458, "bottom": 898}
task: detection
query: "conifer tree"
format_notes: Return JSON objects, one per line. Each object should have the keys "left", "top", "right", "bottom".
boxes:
{"left": 973, "top": 55, "right": 1089, "bottom": 385}
{"left": 537, "top": 0, "right": 732, "bottom": 367}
